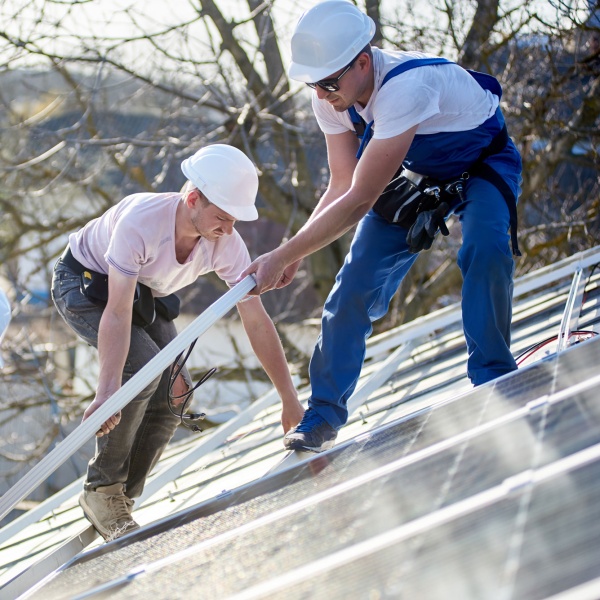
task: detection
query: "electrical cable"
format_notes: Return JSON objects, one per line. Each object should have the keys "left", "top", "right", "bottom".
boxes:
{"left": 516, "top": 263, "right": 600, "bottom": 366}
{"left": 167, "top": 338, "right": 217, "bottom": 433}
{"left": 516, "top": 330, "right": 598, "bottom": 366}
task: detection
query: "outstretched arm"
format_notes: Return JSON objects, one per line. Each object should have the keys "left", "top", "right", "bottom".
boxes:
{"left": 236, "top": 296, "right": 304, "bottom": 433}
{"left": 241, "top": 126, "right": 418, "bottom": 294}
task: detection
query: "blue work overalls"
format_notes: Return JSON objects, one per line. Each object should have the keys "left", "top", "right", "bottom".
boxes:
{"left": 308, "top": 58, "right": 523, "bottom": 430}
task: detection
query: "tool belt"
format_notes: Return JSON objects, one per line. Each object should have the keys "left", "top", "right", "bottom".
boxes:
{"left": 373, "top": 168, "right": 464, "bottom": 229}
{"left": 59, "top": 247, "right": 180, "bottom": 327}
{"left": 372, "top": 125, "right": 521, "bottom": 256}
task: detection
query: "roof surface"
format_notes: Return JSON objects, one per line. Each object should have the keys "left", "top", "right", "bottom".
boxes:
{"left": 1, "top": 246, "right": 600, "bottom": 600}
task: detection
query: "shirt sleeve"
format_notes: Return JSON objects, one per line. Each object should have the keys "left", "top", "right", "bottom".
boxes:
{"left": 212, "top": 230, "right": 252, "bottom": 287}
{"left": 312, "top": 92, "right": 354, "bottom": 134}
{"left": 104, "top": 214, "right": 148, "bottom": 278}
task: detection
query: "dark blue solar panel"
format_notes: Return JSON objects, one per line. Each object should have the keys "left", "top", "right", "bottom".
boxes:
{"left": 23, "top": 337, "right": 600, "bottom": 600}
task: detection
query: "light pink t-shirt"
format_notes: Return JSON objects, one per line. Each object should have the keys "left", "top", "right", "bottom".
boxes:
{"left": 69, "top": 192, "right": 250, "bottom": 295}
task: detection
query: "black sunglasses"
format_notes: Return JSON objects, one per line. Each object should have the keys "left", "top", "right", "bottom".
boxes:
{"left": 306, "top": 57, "right": 357, "bottom": 92}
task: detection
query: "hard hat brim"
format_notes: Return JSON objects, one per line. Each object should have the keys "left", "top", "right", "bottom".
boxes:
{"left": 181, "top": 158, "right": 259, "bottom": 222}
{"left": 209, "top": 200, "right": 259, "bottom": 222}
{"left": 288, "top": 61, "right": 348, "bottom": 84}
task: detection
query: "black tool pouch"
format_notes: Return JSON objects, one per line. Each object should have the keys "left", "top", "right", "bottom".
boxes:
{"left": 373, "top": 169, "right": 456, "bottom": 229}
{"left": 80, "top": 270, "right": 109, "bottom": 303}
{"left": 132, "top": 284, "right": 156, "bottom": 328}
{"left": 79, "top": 270, "right": 156, "bottom": 328}
{"left": 155, "top": 294, "right": 181, "bottom": 322}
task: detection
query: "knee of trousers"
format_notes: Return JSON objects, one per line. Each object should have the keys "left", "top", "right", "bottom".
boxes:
{"left": 120, "top": 371, "right": 165, "bottom": 418}
{"left": 458, "top": 233, "right": 514, "bottom": 282}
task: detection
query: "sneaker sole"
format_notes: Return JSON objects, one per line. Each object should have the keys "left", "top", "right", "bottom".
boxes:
{"left": 284, "top": 438, "right": 336, "bottom": 453}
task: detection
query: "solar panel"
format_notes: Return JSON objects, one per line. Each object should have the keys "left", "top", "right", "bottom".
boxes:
{"left": 21, "top": 335, "right": 600, "bottom": 600}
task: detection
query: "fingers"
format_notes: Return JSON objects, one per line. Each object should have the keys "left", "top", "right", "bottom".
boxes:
{"left": 281, "top": 402, "right": 305, "bottom": 433}
{"left": 237, "top": 260, "right": 259, "bottom": 283}
{"left": 275, "top": 260, "right": 301, "bottom": 290}
{"left": 96, "top": 411, "right": 122, "bottom": 437}
{"left": 275, "top": 273, "right": 291, "bottom": 289}
{"left": 82, "top": 400, "right": 121, "bottom": 437}
{"left": 237, "top": 251, "right": 288, "bottom": 295}
{"left": 237, "top": 262, "right": 262, "bottom": 294}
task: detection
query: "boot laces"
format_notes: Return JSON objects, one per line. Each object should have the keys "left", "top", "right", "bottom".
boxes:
{"left": 295, "top": 409, "right": 325, "bottom": 433}
{"left": 107, "top": 493, "right": 134, "bottom": 522}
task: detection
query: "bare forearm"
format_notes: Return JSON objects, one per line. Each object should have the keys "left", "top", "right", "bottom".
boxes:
{"left": 240, "top": 133, "right": 416, "bottom": 295}
{"left": 249, "top": 320, "right": 297, "bottom": 402}
{"left": 239, "top": 302, "right": 297, "bottom": 403}
{"left": 96, "top": 310, "right": 132, "bottom": 398}
{"left": 238, "top": 299, "right": 303, "bottom": 432}
{"left": 280, "top": 188, "right": 371, "bottom": 265}
{"left": 305, "top": 183, "right": 347, "bottom": 225}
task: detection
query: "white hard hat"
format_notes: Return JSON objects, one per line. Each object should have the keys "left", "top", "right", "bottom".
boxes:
{"left": 288, "top": 0, "right": 376, "bottom": 83}
{"left": 181, "top": 144, "right": 259, "bottom": 221}
{"left": 0, "top": 289, "right": 11, "bottom": 368}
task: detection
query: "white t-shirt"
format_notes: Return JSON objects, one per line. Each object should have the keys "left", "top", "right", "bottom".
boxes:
{"left": 313, "top": 48, "right": 500, "bottom": 139}
{"left": 69, "top": 192, "right": 250, "bottom": 295}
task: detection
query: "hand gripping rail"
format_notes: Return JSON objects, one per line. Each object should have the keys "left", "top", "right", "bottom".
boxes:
{"left": 0, "top": 276, "right": 256, "bottom": 523}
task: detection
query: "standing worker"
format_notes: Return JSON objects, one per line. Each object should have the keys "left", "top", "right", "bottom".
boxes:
{"left": 52, "top": 144, "right": 303, "bottom": 540}
{"left": 241, "top": 0, "right": 522, "bottom": 452}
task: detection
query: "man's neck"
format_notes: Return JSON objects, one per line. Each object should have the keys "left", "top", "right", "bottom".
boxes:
{"left": 356, "top": 66, "right": 375, "bottom": 108}
{"left": 174, "top": 200, "right": 200, "bottom": 263}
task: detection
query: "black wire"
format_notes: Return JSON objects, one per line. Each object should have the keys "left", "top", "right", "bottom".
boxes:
{"left": 167, "top": 338, "right": 217, "bottom": 433}
{"left": 515, "top": 264, "right": 600, "bottom": 366}
{"left": 515, "top": 330, "right": 598, "bottom": 365}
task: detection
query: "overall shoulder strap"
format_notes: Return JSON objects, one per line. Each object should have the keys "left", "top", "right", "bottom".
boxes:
{"left": 466, "top": 69, "right": 503, "bottom": 99}
{"left": 348, "top": 106, "right": 366, "bottom": 137}
{"left": 348, "top": 57, "right": 454, "bottom": 158}
{"left": 380, "top": 57, "right": 453, "bottom": 86}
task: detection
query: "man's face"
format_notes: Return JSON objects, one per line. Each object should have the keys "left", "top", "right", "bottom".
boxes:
{"left": 313, "top": 62, "right": 358, "bottom": 112}
{"left": 191, "top": 199, "right": 236, "bottom": 242}
{"left": 310, "top": 54, "right": 372, "bottom": 111}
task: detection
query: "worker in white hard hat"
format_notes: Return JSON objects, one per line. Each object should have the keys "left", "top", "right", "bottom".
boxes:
{"left": 52, "top": 144, "right": 303, "bottom": 541}
{"left": 0, "top": 288, "right": 11, "bottom": 368}
{"left": 242, "top": 0, "right": 523, "bottom": 452}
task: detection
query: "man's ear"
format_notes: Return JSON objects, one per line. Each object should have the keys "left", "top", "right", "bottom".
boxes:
{"left": 356, "top": 51, "right": 371, "bottom": 74}
{"left": 185, "top": 188, "right": 201, "bottom": 207}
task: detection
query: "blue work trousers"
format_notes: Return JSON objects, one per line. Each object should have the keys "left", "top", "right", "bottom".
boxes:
{"left": 309, "top": 176, "right": 517, "bottom": 429}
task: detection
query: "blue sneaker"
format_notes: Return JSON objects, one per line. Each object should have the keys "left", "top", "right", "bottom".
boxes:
{"left": 284, "top": 408, "right": 338, "bottom": 452}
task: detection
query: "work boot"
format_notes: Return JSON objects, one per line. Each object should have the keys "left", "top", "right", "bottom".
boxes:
{"left": 284, "top": 407, "right": 338, "bottom": 453}
{"left": 79, "top": 483, "right": 140, "bottom": 541}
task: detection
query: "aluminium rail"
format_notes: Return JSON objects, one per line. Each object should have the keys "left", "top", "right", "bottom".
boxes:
{"left": 0, "top": 276, "right": 256, "bottom": 524}
{"left": 3, "top": 246, "right": 600, "bottom": 597}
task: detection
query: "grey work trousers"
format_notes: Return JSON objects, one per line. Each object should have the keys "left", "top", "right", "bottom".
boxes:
{"left": 51, "top": 261, "right": 182, "bottom": 499}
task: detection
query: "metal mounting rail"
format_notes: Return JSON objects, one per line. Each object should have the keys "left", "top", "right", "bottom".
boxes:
{"left": 4, "top": 247, "right": 600, "bottom": 598}
{"left": 556, "top": 266, "right": 587, "bottom": 353}
{"left": 0, "top": 276, "right": 256, "bottom": 523}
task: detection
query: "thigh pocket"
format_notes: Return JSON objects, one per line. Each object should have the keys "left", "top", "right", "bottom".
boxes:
{"left": 54, "top": 271, "right": 100, "bottom": 315}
